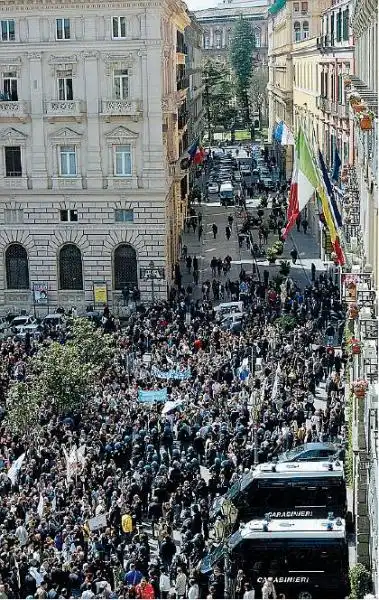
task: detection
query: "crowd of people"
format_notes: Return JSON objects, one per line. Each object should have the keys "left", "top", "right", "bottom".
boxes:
{"left": 0, "top": 145, "right": 349, "bottom": 599}
{"left": 0, "top": 260, "right": 348, "bottom": 600}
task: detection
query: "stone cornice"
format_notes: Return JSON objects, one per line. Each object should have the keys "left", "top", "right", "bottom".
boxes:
{"left": 0, "top": 0, "right": 161, "bottom": 11}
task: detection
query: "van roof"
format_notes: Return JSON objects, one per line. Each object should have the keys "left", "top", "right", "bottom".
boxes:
{"left": 237, "top": 517, "right": 346, "bottom": 540}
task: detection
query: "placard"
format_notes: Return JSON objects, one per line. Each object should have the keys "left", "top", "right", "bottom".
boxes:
{"left": 88, "top": 513, "right": 107, "bottom": 532}
{"left": 93, "top": 283, "right": 108, "bottom": 305}
{"left": 33, "top": 283, "right": 48, "bottom": 304}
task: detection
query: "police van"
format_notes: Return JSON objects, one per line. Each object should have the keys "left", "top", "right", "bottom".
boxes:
{"left": 201, "top": 517, "right": 349, "bottom": 599}
{"left": 211, "top": 461, "right": 348, "bottom": 523}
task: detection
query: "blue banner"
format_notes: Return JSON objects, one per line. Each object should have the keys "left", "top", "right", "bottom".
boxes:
{"left": 138, "top": 388, "right": 168, "bottom": 403}
{"left": 151, "top": 366, "right": 191, "bottom": 380}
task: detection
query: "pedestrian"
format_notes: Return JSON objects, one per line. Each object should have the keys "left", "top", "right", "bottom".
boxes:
{"left": 191, "top": 217, "right": 197, "bottom": 234}
{"left": 290, "top": 247, "right": 298, "bottom": 264}
{"left": 302, "top": 218, "right": 309, "bottom": 234}
{"left": 228, "top": 214, "right": 234, "bottom": 229}
{"left": 175, "top": 567, "right": 187, "bottom": 599}
{"left": 217, "top": 257, "right": 223, "bottom": 276}
{"left": 296, "top": 214, "right": 301, "bottom": 232}
{"left": 226, "top": 226, "right": 231, "bottom": 240}
{"left": 198, "top": 211, "right": 203, "bottom": 225}
{"left": 311, "top": 262, "right": 316, "bottom": 282}
{"left": 238, "top": 233, "right": 244, "bottom": 248}
{"left": 159, "top": 569, "right": 171, "bottom": 600}
{"left": 193, "top": 269, "right": 199, "bottom": 285}
{"left": 186, "top": 255, "right": 192, "bottom": 273}
{"left": 193, "top": 256, "right": 198, "bottom": 271}
{"left": 198, "top": 224, "right": 204, "bottom": 241}
{"left": 210, "top": 257, "right": 217, "bottom": 277}
{"left": 212, "top": 223, "right": 218, "bottom": 239}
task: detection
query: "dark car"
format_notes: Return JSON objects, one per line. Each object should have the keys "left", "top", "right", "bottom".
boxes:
{"left": 276, "top": 442, "right": 342, "bottom": 463}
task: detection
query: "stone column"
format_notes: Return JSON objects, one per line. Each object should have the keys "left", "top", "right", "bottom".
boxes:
{"left": 83, "top": 51, "right": 103, "bottom": 188}
{"left": 210, "top": 27, "right": 214, "bottom": 48}
{"left": 28, "top": 52, "right": 48, "bottom": 188}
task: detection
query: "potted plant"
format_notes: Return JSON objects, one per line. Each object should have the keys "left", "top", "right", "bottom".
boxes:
{"left": 351, "top": 379, "right": 369, "bottom": 398}
{"left": 352, "top": 103, "right": 366, "bottom": 114}
{"left": 279, "top": 260, "right": 291, "bottom": 276}
{"left": 357, "top": 110, "right": 374, "bottom": 131}
{"left": 349, "top": 563, "right": 372, "bottom": 599}
{"left": 273, "top": 241, "right": 284, "bottom": 256}
{"left": 347, "top": 337, "right": 362, "bottom": 355}
{"left": 347, "top": 303, "right": 359, "bottom": 319}
{"left": 349, "top": 93, "right": 361, "bottom": 106}
{"left": 266, "top": 247, "right": 277, "bottom": 263}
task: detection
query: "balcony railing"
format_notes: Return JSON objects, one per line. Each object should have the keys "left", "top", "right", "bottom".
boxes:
{"left": 0, "top": 100, "right": 29, "bottom": 119}
{"left": 100, "top": 99, "right": 142, "bottom": 117}
{"left": 177, "top": 77, "right": 189, "bottom": 92}
{"left": 44, "top": 100, "right": 85, "bottom": 118}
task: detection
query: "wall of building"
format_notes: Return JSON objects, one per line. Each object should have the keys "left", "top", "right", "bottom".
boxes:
{"left": 0, "top": 0, "right": 193, "bottom": 312}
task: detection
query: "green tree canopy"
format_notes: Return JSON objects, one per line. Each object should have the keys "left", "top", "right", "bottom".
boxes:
{"left": 202, "top": 58, "right": 238, "bottom": 135}
{"left": 5, "top": 318, "right": 116, "bottom": 434}
{"left": 229, "top": 16, "right": 255, "bottom": 128}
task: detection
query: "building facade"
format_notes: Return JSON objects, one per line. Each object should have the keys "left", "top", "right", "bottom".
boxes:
{"left": 267, "top": 0, "right": 329, "bottom": 177}
{"left": 344, "top": 0, "right": 378, "bottom": 588}
{"left": 195, "top": 0, "right": 268, "bottom": 66}
{"left": 0, "top": 0, "right": 191, "bottom": 314}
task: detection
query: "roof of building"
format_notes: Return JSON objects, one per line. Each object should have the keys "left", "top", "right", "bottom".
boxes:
{"left": 195, "top": 0, "right": 268, "bottom": 20}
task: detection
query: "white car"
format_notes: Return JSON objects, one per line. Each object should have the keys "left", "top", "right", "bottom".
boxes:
{"left": 207, "top": 182, "right": 219, "bottom": 194}
{"left": 11, "top": 315, "right": 36, "bottom": 332}
{"left": 240, "top": 164, "right": 252, "bottom": 175}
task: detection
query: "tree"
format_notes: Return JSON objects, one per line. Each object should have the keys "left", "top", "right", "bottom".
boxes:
{"left": 230, "top": 16, "right": 255, "bottom": 134}
{"left": 202, "top": 58, "right": 238, "bottom": 141}
{"left": 249, "top": 67, "right": 269, "bottom": 127}
{"left": 5, "top": 318, "right": 116, "bottom": 433}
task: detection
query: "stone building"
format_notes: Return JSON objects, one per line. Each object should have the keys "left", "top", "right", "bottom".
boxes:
{"left": 0, "top": 0, "right": 192, "bottom": 314}
{"left": 267, "top": 0, "right": 329, "bottom": 177}
{"left": 194, "top": 0, "right": 268, "bottom": 66}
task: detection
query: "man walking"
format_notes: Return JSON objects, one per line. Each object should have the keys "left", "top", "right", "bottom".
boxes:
{"left": 198, "top": 224, "right": 203, "bottom": 241}
{"left": 212, "top": 223, "right": 218, "bottom": 239}
{"left": 226, "top": 225, "right": 231, "bottom": 241}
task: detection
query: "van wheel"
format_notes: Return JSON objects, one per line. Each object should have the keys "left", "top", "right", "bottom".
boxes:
{"left": 298, "top": 592, "right": 312, "bottom": 599}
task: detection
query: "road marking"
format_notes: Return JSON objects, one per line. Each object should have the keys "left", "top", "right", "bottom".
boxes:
{"left": 204, "top": 247, "right": 217, "bottom": 252}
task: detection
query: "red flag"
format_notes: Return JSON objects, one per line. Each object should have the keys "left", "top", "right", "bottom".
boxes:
{"left": 193, "top": 146, "right": 205, "bottom": 165}
{"left": 333, "top": 237, "right": 345, "bottom": 266}
{"left": 282, "top": 160, "right": 299, "bottom": 239}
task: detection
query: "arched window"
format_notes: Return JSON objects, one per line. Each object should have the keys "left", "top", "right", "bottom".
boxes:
{"left": 114, "top": 244, "right": 137, "bottom": 290}
{"left": 294, "top": 21, "right": 301, "bottom": 42}
{"left": 59, "top": 244, "right": 83, "bottom": 290}
{"left": 204, "top": 34, "right": 210, "bottom": 49}
{"left": 302, "top": 21, "right": 309, "bottom": 39}
{"left": 5, "top": 243, "right": 29, "bottom": 290}
{"left": 214, "top": 30, "right": 222, "bottom": 49}
{"left": 254, "top": 27, "right": 261, "bottom": 48}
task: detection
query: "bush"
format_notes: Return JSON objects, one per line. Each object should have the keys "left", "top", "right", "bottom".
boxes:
{"left": 275, "top": 315, "right": 297, "bottom": 332}
{"left": 349, "top": 563, "right": 372, "bottom": 598}
{"left": 279, "top": 260, "right": 291, "bottom": 276}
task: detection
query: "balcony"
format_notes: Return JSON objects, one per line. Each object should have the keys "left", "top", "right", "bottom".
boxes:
{"left": 338, "top": 103, "right": 350, "bottom": 119}
{"left": 177, "top": 77, "right": 189, "bottom": 92}
{"left": 0, "top": 100, "right": 29, "bottom": 122}
{"left": 100, "top": 99, "right": 142, "bottom": 120}
{"left": 44, "top": 100, "right": 85, "bottom": 122}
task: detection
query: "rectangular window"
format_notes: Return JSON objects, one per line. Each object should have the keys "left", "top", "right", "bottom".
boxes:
{"left": 5, "top": 146, "right": 22, "bottom": 177}
{"left": 57, "top": 74, "right": 73, "bottom": 101}
{"left": 3, "top": 72, "right": 18, "bottom": 101}
{"left": 115, "top": 208, "right": 134, "bottom": 222}
{"left": 59, "top": 146, "right": 77, "bottom": 176}
{"left": 113, "top": 69, "right": 129, "bottom": 99}
{"left": 342, "top": 9, "right": 349, "bottom": 41}
{"left": 60, "top": 209, "right": 78, "bottom": 222}
{"left": 114, "top": 145, "right": 132, "bottom": 176}
{"left": 4, "top": 208, "right": 23, "bottom": 223}
{"left": 336, "top": 11, "right": 342, "bottom": 42}
{"left": 301, "top": 2, "right": 308, "bottom": 13}
{"left": 293, "top": 2, "right": 299, "bottom": 11}
{"left": 112, "top": 16, "right": 126, "bottom": 38}
{"left": 1, "top": 20, "right": 15, "bottom": 41}
{"left": 56, "top": 18, "right": 70, "bottom": 40}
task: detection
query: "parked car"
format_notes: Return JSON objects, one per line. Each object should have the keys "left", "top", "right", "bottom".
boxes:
{"left": 240, "top": 164, "right": 252, "bottom": 176}
{"left": 11, "top": 315, "right": 36, "bottom": 332}
{"left": 15, "top": 323, "right": 43, "bottom": 340}
{"left": 276, "top": 442, "right": 343, "bottom": 463}
{"left": 207, "top": 181, "right": 219, "bottom": 194}
{"left": 42, "top": 313, "right": 65, "bottom": 327}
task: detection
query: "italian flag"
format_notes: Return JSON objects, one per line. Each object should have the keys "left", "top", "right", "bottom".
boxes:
{"left": 283, "top": 128, "right": 318, "bottom": 239}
